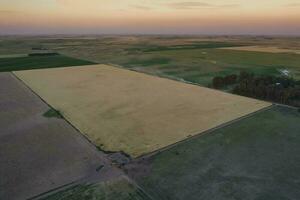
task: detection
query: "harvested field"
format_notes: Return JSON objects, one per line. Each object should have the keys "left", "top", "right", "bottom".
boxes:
{"left": 126, "top": 105, "right": 300, "bottom": 200}
{"left": 15, "top": 64, "right": 271, "bottom": 157}
{"left": 0, "top": 73, "right": 105, "bottom": 200}
{"left": 220, "top": 46, "right": 300, "bottom": 54}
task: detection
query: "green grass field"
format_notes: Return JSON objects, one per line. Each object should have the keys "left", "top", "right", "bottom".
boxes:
{"left": 127, "top": 105, "right": 300, "bottom": 200}
{"left": 124, "top": 48, "right": 300, "bottom": 86}
{"left": 0, "top": 54, "right": 95, "bottom": 72}
{"left": 42, "top": 177, "right": 152, "bottom": 200}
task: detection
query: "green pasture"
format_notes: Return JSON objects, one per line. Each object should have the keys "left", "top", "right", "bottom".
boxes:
{"left": 130, "top": 105, "right": 300, "bottom": 200}
{"left": 121, "top": 47, "right": 300, "bottom": 86}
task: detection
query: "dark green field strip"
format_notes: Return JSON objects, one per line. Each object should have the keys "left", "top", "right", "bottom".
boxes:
{"left": 128, "top": 106, "right": 300, "bottom": 200}
{"left": 41, "top": 177, "right": 153, "bottom": 200}
{"left": 128, "top": 42, "right": 245, "bottom": 52}
{"left": 0, "top": 55, "right": 95, "bottom": 72}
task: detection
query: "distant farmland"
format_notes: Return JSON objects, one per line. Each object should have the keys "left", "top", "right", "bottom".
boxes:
{"left": 2, "top": 37, "right": 300, "bottom": 86}
{"left": 14, "top": 64, "right": 270, "bottom": 157}
{"left": 220, "top": 46, "right": 300, "bottom": 54}
{"left": 140, "top": 48, "right": 300, "bottom": 85}
{"left": 0, "top": 54, "right": 94, "bottom": 72}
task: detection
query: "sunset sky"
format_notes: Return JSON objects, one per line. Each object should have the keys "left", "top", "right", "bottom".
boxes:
{"left": 0, "top": 0, "right": 300, "bottom": 35}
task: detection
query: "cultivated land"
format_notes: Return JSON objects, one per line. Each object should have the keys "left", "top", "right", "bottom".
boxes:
{"left": 15, "top": 64, "right": 270, "bottom": 157}
{"left": 0, "top": 73, "right": 107, "bottom": 200}
{"left": 220, "top": 46, "right": 300, "bottom": 54}
{"left": 0, "top": 54, "right": 94, "bottom": 72}
{"left": 3, "top": 36, "right": 298, "bottom": 89}
{"left": 1, "top": 36, "right": 300, "bottom": 199}
{"left": 1, "top": 36, "right": 300, "bottom": 86}
{"left": 126, "top": 105, "right": 300, "bottom": 200}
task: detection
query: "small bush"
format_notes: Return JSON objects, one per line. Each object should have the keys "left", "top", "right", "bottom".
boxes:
{"left": 43, "top": 108, "right": 63, "bottom": 119}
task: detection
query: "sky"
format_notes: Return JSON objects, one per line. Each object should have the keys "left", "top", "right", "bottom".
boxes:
{"left": 0, "top": 0, "right": 300, "bottom": 35}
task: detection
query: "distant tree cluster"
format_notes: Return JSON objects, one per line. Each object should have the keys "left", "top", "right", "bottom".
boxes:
{"left": 28, "top": 52, "right": 59, "bottom": 57}
{"left": 212, "top": 74, "right": 237, "bottom": 89}
{"left": 212, "top": 71, "right": 300, "bottom": 107}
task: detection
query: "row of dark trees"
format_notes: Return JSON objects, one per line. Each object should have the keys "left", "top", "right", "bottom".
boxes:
{"left": 212, "top": 72, "right": 300, "bottom": 107}
{"left": 212, "top": 74, "right": 238, "bottom": 89}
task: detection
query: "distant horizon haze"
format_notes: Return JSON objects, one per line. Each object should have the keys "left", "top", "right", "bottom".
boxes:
{"left": 0, "top": 0, "right": 300, "bottom": 35}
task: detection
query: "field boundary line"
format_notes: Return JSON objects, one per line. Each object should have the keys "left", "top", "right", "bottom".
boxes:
{"left": 107, "top": 63, "right": 274, "bottom": 105}
{"left": 11, "top": 72, "right": 112, "bottom": 161}
{"left": 10, "top": 72, "right": 127, "bottom": 199}
{"left": 30, "top": 169, "right": 126, "bottom": 200}
{"left": 122, "top": 175, "right": 156, "bottom": 200}
{"left": 28, "top": 181, "right": 78, "bottom": 200}
{"left": 133, "top": 104, "right": 275, "bottom": 161}
{"left": 109, "top": 64, "right": 300, "bottom": 111}
{"left": 11, "top": 72, "right": 150, "bottom": 200}
{"left": 273, "top": 103, "right": 299, "bottom": 110}
{"left": 31, "top": 174, "right": 156, "bottom": 200}
{"left": 108, "top": 63, "right": 206, "bottom": 87}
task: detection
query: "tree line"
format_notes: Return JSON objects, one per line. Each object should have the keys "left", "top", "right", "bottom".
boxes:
{"left": 211, "top": 72, "right": 300, "bottom": 107}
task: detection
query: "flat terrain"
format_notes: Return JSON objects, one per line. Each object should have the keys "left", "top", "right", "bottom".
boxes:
{"left": 220, "top": 46, "right": 300, "bottom": 54}
{"left": 15, "top": 64, "right": 270, "bottom": 157}
{"left": 0, "top": 73, "right": 106, "bottom": 200}
{"left": 0, "top": 54, "right": 94, "bottom": 72}
{"left": 1, "top": 36, "right": 300, "bottom": 86}
{"left": 1, "top": 36, "right": 300, "bottom": 199}
{"left": 126, "top": 105, "right": 300, "bottom": 200}
{"left": 42, "top": 176, "right": 152, "bottom": 200}
{"left": 143, "top": 48, "right": 300, "bottom": 85}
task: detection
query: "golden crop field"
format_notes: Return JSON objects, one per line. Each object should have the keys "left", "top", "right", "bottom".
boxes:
{"left": 14, "top": 64, "right": 271, "bottom": 157}
{"left": 220, "top": 46, "right": 300, "bottom": 54}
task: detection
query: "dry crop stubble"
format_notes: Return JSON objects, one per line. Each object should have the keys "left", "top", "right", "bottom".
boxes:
{"left": 14, "top": 64, "right": 271, "bottom": 157}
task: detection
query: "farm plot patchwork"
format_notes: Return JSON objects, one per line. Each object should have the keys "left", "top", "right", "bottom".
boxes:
{"left": 2, "top": 37, "right": 300, "bottom": 87}
{"left": 141, "top": 48, "right": 300, "bottom": 85}
{"left": 0, "top": 73, "right": 105, "bottom": 200}
{"left": 126, "top": 105, "right": 300, "bottom": 200}
{"left": 15, "top": 64, "right": 270, "bottom": 157}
